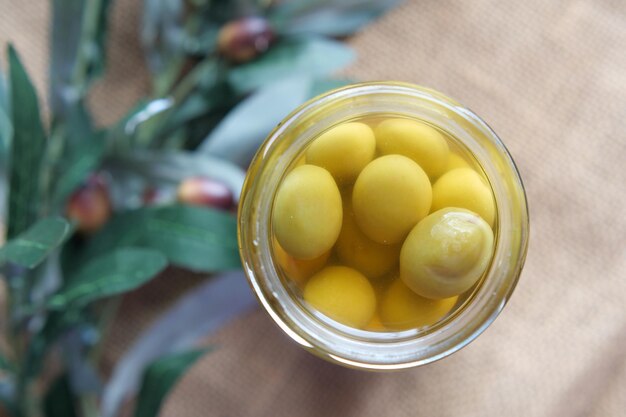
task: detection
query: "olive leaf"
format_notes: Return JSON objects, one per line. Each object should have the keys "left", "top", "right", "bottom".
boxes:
{"left": 0, "top": 107, "right": 10, "bottom": 159}
{"left": 116, "top": 98, "right": 173, "bottom": 141}
{"left": 48, "top": 248, "right": 168, "bottom": 310}
{"left": 199, "top": 76, "right": 313, "bottom": 165}
{"left": 27, "top": 308, "right": 89, "bottom": 379}
{"left": 162, "top": 80, "right": 235, "bottom": 140}
{"left": 59, "top": 329, "right": 103, "bottom": 395}
{"left": 309, "top": 77, "right": 354, "bottom": 97}
{"left": 50, "top": 0, "right": 113, "bottom": 118}
{"left": 0, "top": 109, "right": 10, "bottom": 220}
{"left": 0, "top": 217, "right": 73, "bottom": 269}
{"left": 0, "top": 382, "right": 16, "bottom": 417}
{"left": 66, "top": 205, "right": 239, "bottom": 274}
{"left": 50, "top": 0, "right": 86, "bottom": 117}
{"left": 142, "top": 0, "right": 185, "bottom": 76}
{"left": 272, "top": 0, "right": 402, "bottom": 37}
{"left": 77, "top": 0, "right": 114, "bottom": 84}
{"left": 0, "top": 354, "right": 12, "bottom": 372}
{"left": 134, "top": 59, "right": 237, "bottom": 148}
{"left": 49, "top": 102, "right": 105, "bottom": 209}
{"left": 228, "top": 37, "right": 355, "bottom": 93}
{"left": 0, "top": 71, "right": 12, "bottom": 219}
{"left": 6, "top": 45, "right": 47, "bottom": 238}
{"left": 106, "top": 98, "right": 172, "bottom": 152}
{"left": 134, "top": 349, "right": 212, "bottom": 417}
{"left": 199, "top": 76, "right": 355, "bottom": 166}
{"left": 101, "top": 271, "right": 256, "bottom": 417}
{"left": 44, "top": 374, "right": 78, "bottom": 417}
{"left": 0, "top": 70, "right": 8, "bottom": 114}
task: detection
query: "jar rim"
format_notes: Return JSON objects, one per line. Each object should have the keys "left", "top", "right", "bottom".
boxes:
{"left": 238, "top": 81, "right": 529, "bottom": 370}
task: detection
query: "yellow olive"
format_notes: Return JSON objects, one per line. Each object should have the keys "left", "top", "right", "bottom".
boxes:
{"left": 335, "top": 192, "right": 400, "bottom": 279}
{"left": 306, "top": 122, "right": 376, "bottom": 184}
{"left": 304, "top": 266, "right": 376, "bottom": 328}
{"left": 446, "top": 153, "right": 470, "bottom": 171}
{"left": 400, "top": 208, "right": 494, "bottom": 299}
{"left": 431, "top": 168, "right": 495, "bottom": 227}
{"left": 367, "top": 314, "right": 386, "bottom": 331}
{"left": 375, "top": 118, "right": 449, "bottom": 179}
{"left": 273, "top": 165, "right": 342, "bottom": 259}
{"left": 380, "top": 278, "right": 458, "bottom": 330}
{"left": 273, "top": 239, "right": 329, "bottom": 286}
{"left": 352, "top": 155, "right": 432, "bottom": 245}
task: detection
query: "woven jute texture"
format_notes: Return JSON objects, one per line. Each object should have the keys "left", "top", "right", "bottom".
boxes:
{"left": 2, "top": 0, "right": 626, "bottom": 416}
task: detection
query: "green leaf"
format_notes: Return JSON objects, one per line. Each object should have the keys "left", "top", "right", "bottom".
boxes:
{"left": 0, "top": 382, "right": 17, "bottom": 417}
{"left": 44, "top": 374, "right": 78, "bottom": 417}
{"left": 159, "top": 81, "right": 236, "bottom": 145}
{"left": 50, "top": 102, "right": 105, "bottom": 208}
{"left": 174, "top": 106, "right": 231, "bottom": 151}
{"left": 76, "top": 0, "right": 113, "bottom": 89}
{"left": 48, "top": 248, "right": 167, "bottom": 310}
{"left": 134, "top": 349, "right": 211, "bottom": 417}
{"left": 195, "top": 0, "right": 240, "bottom": 25}
{"left": 69, "top": 205, "right": 239, "bottom": 273}
{"left": 0, "top": 69, "right": 10, "bottom": 155}
{"left": 0, "top": 107, "right": 11, "bottom": 156}
{"left": 50, "top": 0, "right": 113, "bottom": 117}
{"left": 101, "top": 272, "right": 254, "bottom": 417}
{"left": 0, "top": 110, "right": 11, "bottom": 216}
{"left": 51, "top": 135, "right": 104, "bottom": 208}
{"left": 108, "top": 98, "right": 163, "bottom": 150}
{"left": 0, "top": 74, "right": 12, "bottom": 217}
{"left": 154, "top": 70, "right": 236, "bottom": 144}
{"left": 199, "top": 77, "right": 355, "bottom": 166}
{"left": 0, "top": 70, "right": 8, "bottom": 114}
{"left": 84, "top": 0, "right": 114, "bottom": 79}
{"left": 228, "top": 37, "right": 355, "bottom": 93}
{"left": 49, "top": 0, "right": 108, "bottom": 205}
{"left": 27, "top": 309, "right": 88, "bottom": 378}
{"left": 50, "top": 0, "right": 86, "bottom": 117}
{"left": 142, "top": 0, "right": 185, "bottom": 75}
{"left": 309, "top": 77, "right": 354, "bottom": 98}
{"left": 116, "top": 98, "right": 172, "bottom": 139}
{"left": 6, "top": 45, "right": 47, "bottom": 238}
{"left": 0, "top": 353, "right": 13, "bottom": 372}
{"left": 199, "top": 76, "right": 312, "bottom": 165}
{"left": 147, "top": 8, "right": 219, "bottom": 94}
{"left": 273, "top": 0, "right": 402, "bottom": 37}
{"left": 60, "top": 330, "right": 104, "bottom": 395}
{"left": 0, "top": 217, "right": 73, "bottom": 269}
{"left": 135, "top": 60, "right": 237, "bottom": 148}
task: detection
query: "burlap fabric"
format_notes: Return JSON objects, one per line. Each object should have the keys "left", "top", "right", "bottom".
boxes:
{"left": 1, "top": 0, "right": 626, "bottom": 416}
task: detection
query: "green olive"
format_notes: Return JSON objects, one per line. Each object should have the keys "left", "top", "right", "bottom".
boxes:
{"left": 352, "top": 155, "right": 432, "bottom": 245}
{"left": 335, "top": 192, "right": 400, "bottom": 279}
{"left": 273, "top": 239, "right": 330, "bottom": 286}
{"left": 304, "top": 266, "right": 376, "bottom": 328}
{"left": 306, "top": 122, "right": 376, "bottom": 184}
{"left": 446, "top": 152, "right": 470, "bottom": 171}
{"left": 375, "top": 118, "right": 450, "bottom": 179}
{"left": 400, "top": 208, "right": 494, "bottom": 299}
{"left": 273, "top": 165, "right": 342, "bottom": 259}
{"left": 380, "top": 278, "right": 458, "bottom": 330}
{"left": 431, "top": 168, "right": 495, "bottom": 227}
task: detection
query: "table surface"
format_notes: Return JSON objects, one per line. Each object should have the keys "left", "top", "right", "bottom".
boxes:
{"left": 1, "top": 1, "right": 625, "bottom": 416}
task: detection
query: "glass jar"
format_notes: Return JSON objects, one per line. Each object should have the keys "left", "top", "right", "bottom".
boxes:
{"left": 238, "top": 82, "right": 529, "bottom": 370}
